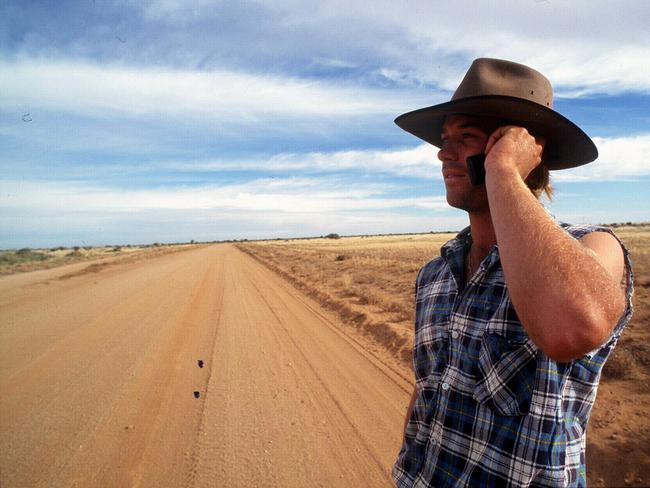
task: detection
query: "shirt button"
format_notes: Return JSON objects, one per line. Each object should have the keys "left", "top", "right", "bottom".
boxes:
{"left": 451, "top": 330, "right": 460, "bottom": 339}
{"left": 441, "top": 382, "right": 450, "bottom": 391}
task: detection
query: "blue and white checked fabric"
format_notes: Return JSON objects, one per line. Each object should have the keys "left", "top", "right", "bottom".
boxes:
{"left": 393, "top": 223, "right": 634, "bottom": 488}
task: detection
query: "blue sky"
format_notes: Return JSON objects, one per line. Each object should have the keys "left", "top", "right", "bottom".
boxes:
{"left": 1, "top": 0, "right": 649, "bottom": 248}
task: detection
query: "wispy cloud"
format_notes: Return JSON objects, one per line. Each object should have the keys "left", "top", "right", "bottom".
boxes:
{"left": 6, "top": 130, "right": 649, "bottom": 184}
{"left": 0, "top": 177, "right": 447, "bottom": 214}
{"left": 5, "top": 1, "right": 649, "bottom": 96}
{"left": 350, "top": 1, "right": 650, "bottom": 95}
{"left": 150, "top": 133, "right": 650, "bottom": 186}
{"left": 0, "top": 58, "right": 430, "bottom": 120}
{"left": 0, "top": 176, "right": 451, "bottom": 246}
{"left": 159, "top": 144, "right": 440, "bottom": 178}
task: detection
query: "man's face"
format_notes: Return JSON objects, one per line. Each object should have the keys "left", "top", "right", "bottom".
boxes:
{"left": 437, "top": 114, "right": 503, "bottom": 211}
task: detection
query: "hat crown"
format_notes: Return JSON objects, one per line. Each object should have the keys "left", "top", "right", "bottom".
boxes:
{"left": 452, "top": 58, "right": 553, "bottom": 109}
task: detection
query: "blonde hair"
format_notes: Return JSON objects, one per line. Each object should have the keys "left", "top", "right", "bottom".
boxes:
{"left": 526, "top": 163, "right": 553, "bottom": 200}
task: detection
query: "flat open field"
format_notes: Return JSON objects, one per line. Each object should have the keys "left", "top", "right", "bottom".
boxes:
{"left": 238, "top": 224, "right": 650, "bottom": 487}
{"left": 0, "top": 244, "right": 410, "bottom": 487}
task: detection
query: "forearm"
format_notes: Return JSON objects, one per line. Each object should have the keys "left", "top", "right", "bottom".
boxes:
{"left": 485, "top": 166, "right": 625, "bottom": 361}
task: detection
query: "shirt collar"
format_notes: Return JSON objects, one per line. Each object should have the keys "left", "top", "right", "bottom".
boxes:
{"left": 441, "top": 226, "right": 501, "bottom": 287}
{"left": 440, "top": 227, "right": 471, "bottom": 288}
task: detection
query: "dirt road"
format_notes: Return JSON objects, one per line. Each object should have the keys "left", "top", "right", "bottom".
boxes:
{"left": 0, "top": 244, "right": 412, "bottom": 487}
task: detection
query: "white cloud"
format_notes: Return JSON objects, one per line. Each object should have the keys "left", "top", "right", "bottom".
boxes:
{"left": 310, "top": 57, "right": 358, "bottom": 70}
{"left": 169, "top": 133, "right": 647, "bottom": 183}
{"left": 0, "top": 175, "right": 452, "bottom": 246}
{"left": 12, "top": 143, "right": 440, "bottom": 180}
{"left": 4, "top": 0, "right": 648, "bottom": 248}
{"left": 553, "top": 134, "right": 650, "bottom": 181}
{"left": 0, "top": 177, "right": 446, "bottom": 214}
{"left": 118, "top": 133, "right": 650, "bottom": 182}
{"left": 163, "top": 143, "right": 441, "bottom": 178}
{"left": 274, "top": 144, "right": 440, "bottom": 177}
{"left": 7, "top": 1, "right": 650, "bottom": 101}
{"left": 314, "top": 0, "right": 650, "bottom": 95}
{"left": 395, "top": 39, "right": 650, "bottom": 98}
{"left": 491, "top": 47, "right": 650, "bottom": 98}
{"left": 0, "top": 58, "right": 429, "bottom": 121}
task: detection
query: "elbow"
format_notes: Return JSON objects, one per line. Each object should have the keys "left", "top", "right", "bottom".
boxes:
{"left": 537, "top": 307, "right": 619, "bottom": 363}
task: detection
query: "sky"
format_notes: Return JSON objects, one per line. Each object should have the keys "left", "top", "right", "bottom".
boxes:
{"left": 1, "top": 0, "right": 649, "bottom": 249}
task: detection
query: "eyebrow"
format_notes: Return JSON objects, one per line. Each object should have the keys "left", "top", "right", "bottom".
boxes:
{"left": 441, "top": 121, "right": 485, "bottom": 137}
{"left": 457, "top": 122, "right": 483, "bottom": 129}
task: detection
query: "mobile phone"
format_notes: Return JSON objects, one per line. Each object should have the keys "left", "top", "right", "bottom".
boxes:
{"left": 466, "top": 154, "right": 486, "bottom": 186}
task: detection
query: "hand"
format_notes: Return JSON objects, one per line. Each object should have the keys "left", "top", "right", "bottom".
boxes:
{"left": 483, "top": 126, "right": 545, "bottom": 181}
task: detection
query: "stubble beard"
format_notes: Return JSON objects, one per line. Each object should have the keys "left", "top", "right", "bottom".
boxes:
{"left": 445, "top": 183, "right": 489, "bottom": 213}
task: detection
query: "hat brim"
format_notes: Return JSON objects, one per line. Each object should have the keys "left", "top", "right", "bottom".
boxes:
{"left": 394, "top": 95, "right": 597, "bottom": 170}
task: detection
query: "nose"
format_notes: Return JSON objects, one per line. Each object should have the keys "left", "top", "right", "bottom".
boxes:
{"left": 437, "top": 141, "right": 457, "bottom": 162}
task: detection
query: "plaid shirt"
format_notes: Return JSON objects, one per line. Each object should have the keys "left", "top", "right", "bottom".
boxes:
{"left": 393, "top": 223, "right": 634, "bottom": 488}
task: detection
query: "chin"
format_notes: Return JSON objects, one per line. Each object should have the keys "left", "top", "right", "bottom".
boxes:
{"left": 445, "top": 189, "right": 468, "bottom": 209}
{"left": 446, "top": 195, "right": 466, "bottom": 210}
{"left": 445, "top": 188, "right": 488, "bottom": 212}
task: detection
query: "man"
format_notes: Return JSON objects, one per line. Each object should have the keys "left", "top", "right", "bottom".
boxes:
{"left": 392, "top": 58, "right": 633, "bottom": 487}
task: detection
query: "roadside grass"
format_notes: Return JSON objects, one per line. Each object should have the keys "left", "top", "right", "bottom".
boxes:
{"left": 0, "top": 243, "right": 201, "bottom": 276}
{"left": 0, "top": 248, "right": 53, "bottom": 266}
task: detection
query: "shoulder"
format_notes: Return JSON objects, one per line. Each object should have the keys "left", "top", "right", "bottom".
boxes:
{"left": 416, "top": 229, "right": 467, "bottom": 289}
{"left": 560, "top": 222, "right": 630, "bottom": 285}
{"left": 416, "top": 255, "right": 445, "bottom": 289}
{"left": 560, "top": 222, "right": 617, "bottom": 240}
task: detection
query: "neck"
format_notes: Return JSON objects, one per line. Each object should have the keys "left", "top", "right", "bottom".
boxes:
{"left": 468, "top": 209, "right": 496, "bottom": 258}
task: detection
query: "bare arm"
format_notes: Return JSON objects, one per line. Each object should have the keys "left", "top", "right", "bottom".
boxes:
{"left": 484, "top": 127, "right": 626, "bottom": 362}
{"left": 403, "top": 386, "right": 418, "bottom": 435}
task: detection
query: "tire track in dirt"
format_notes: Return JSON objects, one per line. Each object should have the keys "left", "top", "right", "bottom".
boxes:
{"left": 193, "top": 247, "right": 410, "bottom": 487}
{"left": 276, "top": 284, "right": 413, "bottom": 391}
{"left": 1, "top": 246, "right": 226, "bottom": 487}
{"left": 1, "top": 244, "right": 411, "bottom": 487}
{"left": 249, "top": 276, "right": 391, "bottom": 480}
{"left": 2, "top": 262, "right": 192, "bottom": 485}
{"left": 182, "top": 255, "right": 227, "bottom": 488}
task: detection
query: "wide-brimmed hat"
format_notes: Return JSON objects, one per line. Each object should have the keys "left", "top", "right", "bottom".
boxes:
{"left": 395, "top": 58, "right": 597, "bottom": 170}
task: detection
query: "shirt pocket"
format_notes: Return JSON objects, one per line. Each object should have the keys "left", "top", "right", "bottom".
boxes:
{"left": 413, "top": 322, "right": 448, "bottom": 385}
{"left": 473, "top": 332, "right": 537, "bottom": 416}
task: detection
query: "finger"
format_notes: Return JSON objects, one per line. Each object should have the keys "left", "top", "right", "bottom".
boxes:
{"left": 484, "top": 125, "right": 510, "bottom": 154}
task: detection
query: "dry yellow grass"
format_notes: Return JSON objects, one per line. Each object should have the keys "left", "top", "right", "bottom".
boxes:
{"left": 238, "top": 233, "right": 454, "bottom": 364}
{"left": 239, "top": 225, "right": 650, "bottom": 486}
{"left": 0, "top": 243, "right": 202, "bottom": 276}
